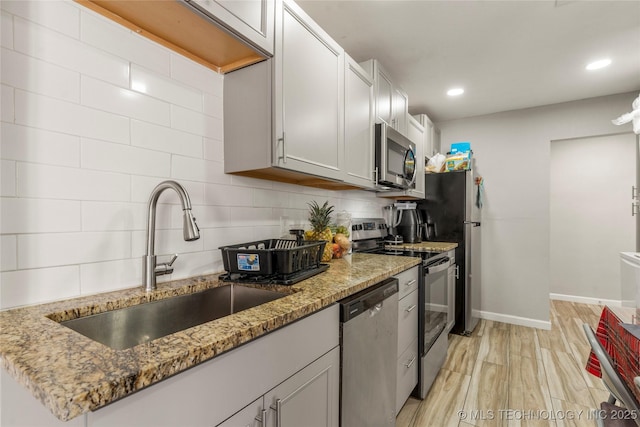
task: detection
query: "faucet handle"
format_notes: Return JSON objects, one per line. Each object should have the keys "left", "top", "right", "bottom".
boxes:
{"left": 155, "top": 254, "right": 178, "bottom": 277}
{"left": 167, "top": 254, "right": 178, "bottom": 267}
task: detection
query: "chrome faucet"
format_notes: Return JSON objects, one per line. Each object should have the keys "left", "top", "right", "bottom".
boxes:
{"left": 143, "top": 180, "right": 200, "bottom": 292}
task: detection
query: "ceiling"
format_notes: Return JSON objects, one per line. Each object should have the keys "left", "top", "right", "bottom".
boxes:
{"left": 296, "top": 0, "right": 640, "bottom": 122}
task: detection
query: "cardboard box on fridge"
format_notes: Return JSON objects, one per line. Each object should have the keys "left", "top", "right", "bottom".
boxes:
{"left": 445, "top": 150, "right": 472, "bottom": 171}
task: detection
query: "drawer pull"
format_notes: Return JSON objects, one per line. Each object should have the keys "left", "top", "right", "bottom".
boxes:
{"left": 405, "top": 304, "right": 417, "bottom": 313}
{"left": 405, "top": 279, "right": 416, "bottom": 287}
{"left": 405, "top": 356, "right": 416, "bottom": 368}
{"left": 255, "top": 408, "right": 267, "bottom": 427}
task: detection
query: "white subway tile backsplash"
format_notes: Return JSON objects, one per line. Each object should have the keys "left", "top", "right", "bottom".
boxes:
{"left": 17, "top": 231, "right": 131, "bottom": 269}
{"left": 80, "top": 259, "right": 141, "bottom": 295}
{"left": 170, "top": 53, "right": 222, "bottom": 97}
{"left": 0, "top": 266, "right": 80, "bottom": 309}
{"left": 81, "top": 137, "right": 170, "bottom": 177}
{"left": 13, "top": 16, "right": 129, "bottom": 88}
{"left": 179, "top": 204, "right": 228, "bottom": 230}
{"left": 131, "top": 176, "right": 205, "bottom": 205}
{"left": 131, "top": 64, "right": 202, "bottom": 112}
{"left": 203, "top": 93, "right": 222, "bottom": 119}
{"left": 1, "top": 235, "right": 17, "bottom": 271}
{"left": 254, "top": 188, "right": 290, "bottom": 208}
{"left": 204, "top": 183, "right": 253, "bottom": 207}
{"left": 1, "top": 198, "right": 81, "bottom": 233}
{"left": 1, "top": 123, "right": 80, "bottom": 167}
{"left": 131, "top": 228, "right": 204, "bottom": 258}
{"left": 1, "top": 84, "right": 14, "bottom": 122}
{"left": 1, "top": 160, "right": 16, "bottom": 196}
{"left": 171, "top": 105, "right": 223, "bottom": 139}
{"left": 81, "top": 201, "right": 146, "bottom": 232}
{"left": 80, "top": 11, "right": 170, "bottom": 77}
{"left": 229, "top": 175, "right": 274, "bottom": 190}
{"left": 171, "top": 156, "right": 231, "bottom": 185}
{"left": 131, "top": 120, "right": 202, "bottom": 158}
{"left": 164, "top": 250, "right": 219, "bottom": 280}
{"left": 15, "top": 90, "right": 129, "bottom": 144}
{"left": 2, "top": 0, "right": 80, "bottom": 39}
{"left": 203, "top": 137, "right": 223, "bottom": 161}
{"left": 1, "top": 47, "right": 80, "bottom": 102}
{"left": 81, "top": 77, "right": 170, "bottom": 126}
{"left": 227, "top": 207, "right": 274, "bottom": 227}
{"left": 1, "top": 11, "right": 13, "bottom": 49}
{"left": 17, "top": 163, "right": 130, "bottom": 201}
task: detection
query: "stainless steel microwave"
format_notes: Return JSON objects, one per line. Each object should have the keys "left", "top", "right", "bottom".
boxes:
{"left": 374, "top": 123, "right": 417, "bottom": 190}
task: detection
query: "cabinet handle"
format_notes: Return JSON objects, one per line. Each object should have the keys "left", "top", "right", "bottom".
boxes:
{"left": 373, "top": 167, "right": 379, "bottom": 185}
{"left": 278, "top": 133, "right": 286, "bottom": 164}
{"left": 405, "top": 304, "right": 417, "bottom": 313}
{"left": 633, "top": 202, "right": 640, "bottom": 216}
{"left": 405, "top": 279, "right": 416, "bottom": 287}
{"left": 405, "top": 355, "right": 416, "bottom": 368}
{"left": 455, "top": 265, "right": 460, "bottom": 279}
{"left": 255, "top": 408, "right": 267, "bottom": 427}
{"left": 633, "top": 185, "right": 638, "bottom": 200}
{"left": 270, "top": 399, "right": 282, "bottom": 427}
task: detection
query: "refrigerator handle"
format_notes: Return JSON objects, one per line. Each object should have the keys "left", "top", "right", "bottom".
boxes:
{"left": 464, "top": 221, "right": 481, "bottom": 227}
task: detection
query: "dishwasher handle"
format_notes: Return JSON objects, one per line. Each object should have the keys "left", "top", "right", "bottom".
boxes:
{"left": 340, "top": 277, "right": 398, "bottom": 322}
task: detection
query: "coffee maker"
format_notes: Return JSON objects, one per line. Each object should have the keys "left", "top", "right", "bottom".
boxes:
{"left": 385, "top": 202, "right": 422, "bottom": 243}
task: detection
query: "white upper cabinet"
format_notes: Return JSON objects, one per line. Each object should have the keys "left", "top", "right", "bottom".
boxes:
{"left": 224, "top": 0, "right": 352, "bottom": 187}
{"left": 414, "top": 113, "right": 442, "bottom": 158}
{"left": 359, "top": 59, "right": 409, "bottom": 136}
{"left": 344, "top": 54, "right": 375, "bottom": 189}
{"left": 393, "top": 86, "right": 409, "bottom": 136}
{"left": 273, "top": 0, "right": 345, "bottom": 180}
{"left": 186, "top": 0, "right": 275, "bottom": 55}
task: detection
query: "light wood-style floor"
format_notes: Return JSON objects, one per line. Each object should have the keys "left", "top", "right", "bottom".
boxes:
{"left": 396, "top": 300, "right": 611, "bottom": 427}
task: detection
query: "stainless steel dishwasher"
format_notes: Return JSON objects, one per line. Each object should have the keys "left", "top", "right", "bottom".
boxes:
{"left": 340, "top": 276, "right": 399, "bottom": 427}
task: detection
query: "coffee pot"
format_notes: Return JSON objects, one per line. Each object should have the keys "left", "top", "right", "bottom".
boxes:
{"left": 384, "top": 202, "right": 421, "bottom": 243}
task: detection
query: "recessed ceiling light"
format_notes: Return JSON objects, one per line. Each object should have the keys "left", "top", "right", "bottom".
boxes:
{"left": 447, "top": 88, "right": 464, "bottom": 96}
{"left": 586, "top": 59, "right": 612, "bottom": 71}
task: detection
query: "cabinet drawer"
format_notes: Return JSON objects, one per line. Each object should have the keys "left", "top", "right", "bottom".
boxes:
{"left": 397, "top": 288, "right": 418, "bottom": 355}
{"left": 395, "top": 265, "right": 419, "bottom": 300}
{"left": 395, "top": 339, "right": 418, "bottom": 415}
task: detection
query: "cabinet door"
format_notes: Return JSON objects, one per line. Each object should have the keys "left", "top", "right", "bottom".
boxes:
{"left": 344, "top": 55, "right": 374, "bottom": 188}
{"left": 274, "top": 0, "right": 344, "bottom": 180}
{"left": 392, "top": 86, "right": 408, "bottom": 135}
{"left": 217, "top": 397, "right": 265, "bottom": 427}
{"left": 187, "top": 0, "right": 274, "bottom": 55}
{"left": 375, "top": 66, "right": 393, "bottom": 126}
{"left": 265, "top": 347, "right": 340, "bottom": 427}
{"left": 406, "top": 115, "right": 425, "bottom": 198}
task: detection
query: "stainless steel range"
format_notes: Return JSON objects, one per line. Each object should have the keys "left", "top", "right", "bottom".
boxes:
{"left": 352, "top": 218, "right": 455, "bottom": 398}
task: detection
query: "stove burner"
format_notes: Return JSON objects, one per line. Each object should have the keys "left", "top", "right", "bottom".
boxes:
{"left": 219, "top": 264, "right": 329, "bottom": 285}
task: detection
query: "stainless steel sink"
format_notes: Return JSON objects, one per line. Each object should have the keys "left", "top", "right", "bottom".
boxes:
{"left": 60, "top": 285, "right": 287, "bottom": 350}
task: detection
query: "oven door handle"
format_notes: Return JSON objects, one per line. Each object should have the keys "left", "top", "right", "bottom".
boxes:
{"left": 425, "top": 258, "right": 450, "bottom": 274}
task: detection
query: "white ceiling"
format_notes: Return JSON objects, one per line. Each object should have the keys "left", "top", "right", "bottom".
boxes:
{"left": 296, "top": 0, "right": 640, "bottom": 122}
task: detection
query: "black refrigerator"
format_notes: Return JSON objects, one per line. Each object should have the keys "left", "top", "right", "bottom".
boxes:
{"left": 417, "top": 170, "right": 481, "bottom": 335}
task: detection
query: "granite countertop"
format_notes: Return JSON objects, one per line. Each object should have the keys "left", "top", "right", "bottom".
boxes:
{"left": 0, "top": 253, "right": 421, "bottom": 422}
{"left": 385, "top": 241, "right": 458, "bottom": 252}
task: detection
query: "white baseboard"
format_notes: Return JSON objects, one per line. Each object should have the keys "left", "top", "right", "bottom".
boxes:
{"left": 549, "top": 293, "right": 622, "bottom": 307}
{"left": 478, "top": 310, "right": 552, "bottom": 330}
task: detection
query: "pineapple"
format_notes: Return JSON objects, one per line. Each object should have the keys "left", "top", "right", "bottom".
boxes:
{"left": 307, "top": 200, "right": 334, "bottom": 262}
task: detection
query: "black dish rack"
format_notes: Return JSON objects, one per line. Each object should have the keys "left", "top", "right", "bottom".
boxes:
{"left": 220, "top": 239, "right": 327, "bottom": 277}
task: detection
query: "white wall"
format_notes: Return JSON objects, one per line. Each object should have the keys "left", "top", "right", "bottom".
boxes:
{"left": 438, "top": 92, "right": 638, "bottom": 327}
{"left": 550, "top": 134, "right": 635, "bottom": 304}
{"left": 0, "top": 0, "right": 388, "bottom": 310}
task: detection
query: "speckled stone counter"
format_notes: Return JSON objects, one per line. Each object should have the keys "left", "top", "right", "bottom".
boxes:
{"left": 385, "top": 241, "right": 458, "bottom": 252}
{"left": 0, "top": 253, "right": 420, "bottom": 422}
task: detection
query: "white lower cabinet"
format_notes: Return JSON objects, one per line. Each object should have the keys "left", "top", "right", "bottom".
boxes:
{"left": 218, "top": 346, "right": 339, "bottom": 427}
{"left": 87, "top": 305, "right": 339, "bottom": 427}
{"left": 217, "top": 397, "right": 264, "bottom": 427}
{"left": 264, "top": 347, "right": 339, "bottom": 427}
{"left": 394, "top": 265, "right": 420, "bottom": 415}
